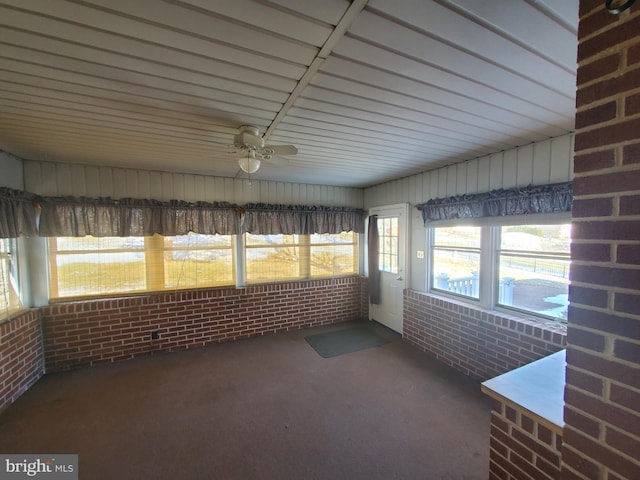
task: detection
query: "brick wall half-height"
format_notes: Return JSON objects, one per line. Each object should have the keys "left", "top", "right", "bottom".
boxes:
{"left": 0, "top": 310, "right": 44, "bottom": 413}
{"left": 41, "top": 277, "right": 365, "bottom": 372}
{"left": 404, "top": 290, "right": 567, "bottom": 382}
{"left": 489, "top": 398, "right": 563, "bottom": 480}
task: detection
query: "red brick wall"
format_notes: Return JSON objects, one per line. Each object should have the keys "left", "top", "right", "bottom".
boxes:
{"left": 41, "top": 277, "right": 365, "bottom": 372}
{"left": 404, "top": 290, "right": 567, "bottom": 381}
{"left": 564, "top": 2, "right": 640, "bottom": 479}
{"left": 489, "top": 399, "right": 563, "bottom": 480}
{"left": 0, "top": 310, "right": 44, "bottom": 412}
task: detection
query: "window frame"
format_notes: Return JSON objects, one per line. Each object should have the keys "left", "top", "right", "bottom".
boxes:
{"left": 47, "top": 233, "right": 236, "bottom": 300}
{"left": 242, "top": 232, "right": 359, "bottom": 286}
{"left": 426, "top": 214, "right": 571, "bottom": 323}
{"left": 46, "top": 231, "right": 359, "bottom": 298}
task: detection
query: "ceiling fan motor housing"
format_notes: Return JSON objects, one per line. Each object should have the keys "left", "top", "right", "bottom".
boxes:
{"left": 234, "top": 125, "right": 264, "bottom": 150}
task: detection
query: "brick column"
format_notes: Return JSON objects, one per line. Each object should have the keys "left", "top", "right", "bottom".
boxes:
{"left": 563, "top": 2, "right": 640, "bottom": 479}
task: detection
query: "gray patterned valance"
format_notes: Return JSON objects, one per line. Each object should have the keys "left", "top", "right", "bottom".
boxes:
{"left": 0, "top": 187, "right": 39, "bottom": 238}
{"left": 38, "top": 197, "right": 241, "bottom": 237}
{"left": 243, "top": 204, "right": 365, "bottom": 234}
{"left": 416, "top": 182, "right": 573, "bottom": 224}
{"left": 2, "top": 188, "right": 364, "bottom": 238}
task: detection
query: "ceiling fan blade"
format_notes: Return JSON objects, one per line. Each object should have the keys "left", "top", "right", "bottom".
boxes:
{"left": 263, "top": 144, "right": 298, "bottom": 156}
{"left": 263, "top": 156, "right": 289, "bottom": 167}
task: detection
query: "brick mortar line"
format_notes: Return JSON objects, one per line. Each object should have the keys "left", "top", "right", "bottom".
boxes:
{"left": 573, "top": 294, "right": 639, "bottom": 315}
{"left": 566, "top": 372, "right": 640, "bottom": 409}
{"left": 577, "top": 15, "right": 640, "bottom": 54}
{"left": 564, "top": 424, "right": 640, "bottom": 473}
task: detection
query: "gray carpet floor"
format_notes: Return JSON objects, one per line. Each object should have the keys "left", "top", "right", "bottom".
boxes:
{"left": 0, "top": 320, "right": 490, "bottom": 479}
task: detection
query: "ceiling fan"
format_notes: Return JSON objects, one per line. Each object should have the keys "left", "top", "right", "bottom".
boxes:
{"left": 232, "top": 125, "right": 298, "bottom": 174}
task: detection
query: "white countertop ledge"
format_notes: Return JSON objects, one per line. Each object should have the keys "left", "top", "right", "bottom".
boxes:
{"left": 481, "top": 350, "right": 565, "bottom": 434}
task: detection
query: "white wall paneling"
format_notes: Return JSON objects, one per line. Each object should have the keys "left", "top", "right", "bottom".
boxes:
{"left": 363, "top": 133, "right": 574, "bottom": 209}
{"left": 0, "top": 151, "right": 24, "bottom": 189}
{"left": 502, "top": 149, "right": 518, "bottom": 188}
{"left": 16, "top": 134, "right": 572, "bottom": 209}
{"left": 533, "top": 141, "right": 552, "bottom": 185}
{"left": 22, "top": 160, "right": 364, "bottom": 208}
{"left": 550, "top": 134, "right": 574, "bottom": 183}
{"left": 517, "top": 144, "right": 534, "bottom": 187}
{"left": 465, "top": 159, "right": 479, "bottom": 194}
{"left": 489, "top": 154, "right": 504, "bottom": 191}
{"left": 446, "top": 164, "right": 457, "bottom": 197}
{"left": 477, "top": 156, "right": 491, "bottom": 194}
{"left": 410, "top": 207, "right": 427, "bottom": 292}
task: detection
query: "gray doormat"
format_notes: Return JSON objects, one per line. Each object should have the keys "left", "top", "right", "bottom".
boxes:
{"left": 305, "top": 325, "right": 391, "bottom": 358}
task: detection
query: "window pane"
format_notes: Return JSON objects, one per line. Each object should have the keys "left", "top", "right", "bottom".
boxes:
{"left": 498, "top": 224, "right": 570, "bottom": 321}
{"left": 432, "top": 226, "right": 481, "bottom": 299}
{"left": 311, "top": 244, "right": 356, "bottom": 276}
{"left": 53, "top": 239, "right": 146, "bottom": 297}
{"left": 163, "top": 233, "right": 235, "bottom": 288}
{"left": 245, "top": 235, "right": 301, "bottom": 283}
{"left": 310, "top": 233, "right": 357, "bottom": 277}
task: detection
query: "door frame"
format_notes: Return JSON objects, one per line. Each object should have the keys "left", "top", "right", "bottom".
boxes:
{"left": 367, "top": 203, "right": 410, "bottom": 332}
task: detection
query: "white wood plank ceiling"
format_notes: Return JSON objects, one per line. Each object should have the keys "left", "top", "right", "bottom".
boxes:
{"left": 0, "top": 0, "right": 578, "bottom": 188}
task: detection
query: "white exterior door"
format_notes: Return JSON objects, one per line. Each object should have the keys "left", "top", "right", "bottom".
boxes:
{"left": 368, "top": 204, "right": 408, "bottom": 334}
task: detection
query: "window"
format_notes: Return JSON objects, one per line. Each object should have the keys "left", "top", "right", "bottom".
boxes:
{"left": 245, "top": 232, "right": 358, "bottom": 284}
{"left": 48, "top": 233, "right": 235, "bottom": 299}
{"left": 378, "top": 217, "right": 398, "bottom": 273}
{"left": 498, "top": 224, "right": 570, "bottom": 321}
{"left": 245, "top": 234, "right": 303, "bottom": 283}
{"left": 310, "top": 233, "right": 358, "bottom": 277}
{"left": 431, "top": 226, "right": 481, "bottom": 299}
{"left": 162, "top": 234, "right": 234, "bottom": 289}
{"left": 1, "top": 238, "right": 22, "bottom": 318}
{"left": 429, "top": 221, "right": 571, "bottom": 322}
{"left": 49, "top": 231, "right": 358, "bottom": 297}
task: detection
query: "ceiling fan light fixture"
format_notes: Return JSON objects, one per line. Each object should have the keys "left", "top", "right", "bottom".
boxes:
{"left": 238, "top": 154, "right": 261, "bottom": 174}
{"left": 231, "top": 125, "right": 298, "bottom": 173}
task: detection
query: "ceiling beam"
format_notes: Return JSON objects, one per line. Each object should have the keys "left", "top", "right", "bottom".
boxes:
{"left": 263, "top": 0, "right": 369, "bottom": 141}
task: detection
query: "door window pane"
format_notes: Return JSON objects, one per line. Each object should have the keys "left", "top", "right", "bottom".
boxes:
{"left": 378, "top": 217, "right": 398, "bottom": 274}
